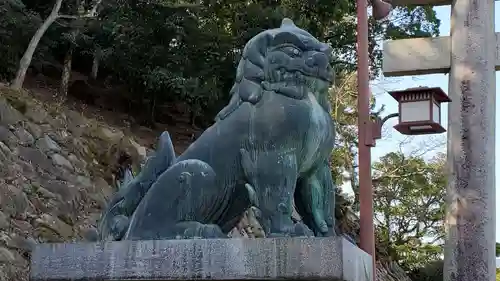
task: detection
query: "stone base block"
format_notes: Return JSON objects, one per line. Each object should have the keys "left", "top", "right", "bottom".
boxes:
{"left": 30, "top": 237, "right": 372, "bottom": 281}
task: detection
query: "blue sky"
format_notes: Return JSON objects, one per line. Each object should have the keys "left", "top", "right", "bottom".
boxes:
{"left": 371, "top": 3, "right": 500, "bottom": 241}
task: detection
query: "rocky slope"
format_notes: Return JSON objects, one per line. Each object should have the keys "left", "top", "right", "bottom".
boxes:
{"left": 0, "top": 85, "right": 150, "bottom": 280}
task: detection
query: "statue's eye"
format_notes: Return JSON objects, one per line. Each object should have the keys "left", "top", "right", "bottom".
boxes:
{"left": 282, "top": 46, "right": 301, "bottom": 57}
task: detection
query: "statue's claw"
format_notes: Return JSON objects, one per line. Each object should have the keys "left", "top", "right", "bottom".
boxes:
{"left": 245, "top": 183, "right": 259, "bottom": 207}
{"left": 312, "top": 208, "right": 329, "bottom": 234}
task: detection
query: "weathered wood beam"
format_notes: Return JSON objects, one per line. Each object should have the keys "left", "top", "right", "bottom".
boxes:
{"left": 382, "top": 33, "right": 500, "bottom": 77}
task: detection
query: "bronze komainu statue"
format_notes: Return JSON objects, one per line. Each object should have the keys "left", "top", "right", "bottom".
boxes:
{"left": 97, "top": 18, "right": 337, "bottom": 240}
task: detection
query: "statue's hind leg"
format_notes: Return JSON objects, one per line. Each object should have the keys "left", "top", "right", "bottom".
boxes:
{"left": 123, "top": 159, "right": 226, "bottom": 240}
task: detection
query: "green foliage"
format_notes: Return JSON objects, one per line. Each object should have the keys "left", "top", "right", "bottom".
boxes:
{"left": 329, "top": 72, "right": 358, "bottom": 187}
{"left": 373, "top": 152, "right": 446, "bottom": 270}
{"left": 328, "top": 70, "right": 381, "bottom": 210}
{"left": 0, "top": 0, "right": 440, "bottom": 123}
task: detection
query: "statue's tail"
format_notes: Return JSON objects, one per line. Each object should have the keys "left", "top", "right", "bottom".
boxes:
{"left": 97, "top": 131, "right": 177, "bottom": 240}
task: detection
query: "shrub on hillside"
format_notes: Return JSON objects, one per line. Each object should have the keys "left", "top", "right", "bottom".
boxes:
{"left": 409, "top": 260, "right": 443, "bottom": 281}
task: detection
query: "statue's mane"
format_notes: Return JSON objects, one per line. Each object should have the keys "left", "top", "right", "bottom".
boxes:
{"left": 214, "top": 31, "right": 272, "bottom": 121}
{"left": 215, "top": 19, "right": 333, "bottom": 121}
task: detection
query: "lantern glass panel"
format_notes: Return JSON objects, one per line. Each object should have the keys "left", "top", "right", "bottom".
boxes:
{"left": 400, "top": 100, "right": 430, "bottom": 122}
{"left": 432, "top": 102, "right": 440, "bottom": 123}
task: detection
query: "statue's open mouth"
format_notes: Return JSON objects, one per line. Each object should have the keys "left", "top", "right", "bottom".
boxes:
{"left": 264, "top": 67, "right": 329, "bottom": 99}
{"left": 272, "top": 68, "right": 309, "bottom": 85}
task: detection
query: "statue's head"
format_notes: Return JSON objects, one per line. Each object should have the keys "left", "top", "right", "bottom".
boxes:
{"left": 226, "top": 18, "right": 334, "bottom": 113}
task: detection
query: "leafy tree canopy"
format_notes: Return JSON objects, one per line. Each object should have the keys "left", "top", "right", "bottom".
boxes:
{"left": 373, "top": 152, "right": 446, "bottom": 270}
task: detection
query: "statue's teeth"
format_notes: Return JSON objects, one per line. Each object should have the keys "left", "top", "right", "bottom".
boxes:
{"left": 295, "top": 72, "right": 302, "bottom": 81}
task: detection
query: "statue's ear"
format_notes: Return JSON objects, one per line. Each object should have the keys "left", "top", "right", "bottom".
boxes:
{"left": 235, "top": 59, "right": 244, "bottom": 83}
{"left": 244, "top": 33, "right": 273, "bottom": 69}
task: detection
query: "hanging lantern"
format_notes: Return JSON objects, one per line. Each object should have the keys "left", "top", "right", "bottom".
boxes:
{"left": 389, "top": 86, "right": 451, "bottom": 135}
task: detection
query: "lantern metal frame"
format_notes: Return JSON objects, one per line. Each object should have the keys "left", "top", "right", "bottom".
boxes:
{"left": 388, "top": 87, "right": 451, "bottom": 135}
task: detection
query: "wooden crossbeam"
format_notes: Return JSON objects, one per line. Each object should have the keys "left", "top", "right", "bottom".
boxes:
{"left": 389, "top": 0, "right": 498, "bottom": 6}
{"left": 389, "top": 0, "right": 452, "bottom": 5}
{"left": 382, "top": 33, "right": 500, "bottom": 77}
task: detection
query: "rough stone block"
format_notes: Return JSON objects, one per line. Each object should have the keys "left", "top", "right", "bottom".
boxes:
{"left": 30, "top": 237, "right": 372, "bottom": 281}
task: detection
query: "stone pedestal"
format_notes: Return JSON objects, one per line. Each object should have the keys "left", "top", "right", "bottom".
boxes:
{"left": 30, "top": 237, "right": 372, "bottom": 281}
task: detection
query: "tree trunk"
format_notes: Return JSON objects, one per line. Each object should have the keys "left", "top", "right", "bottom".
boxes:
{"left": 148, "top": 93, "right": 157, "bottom": 126}
{"left": 59, "top": 0, "right": 84, "bottom": 98}
{"left": 91, "top": 47, "right": 101, "bottom": 80}
{"left": 11, "top": 0, "right": 64, "bottom": 90}
{"left": 59, "top": 26, "right": 79, "bottom": 98}
{"left": 59, "top": 45, "right": 74, "bottom": 98}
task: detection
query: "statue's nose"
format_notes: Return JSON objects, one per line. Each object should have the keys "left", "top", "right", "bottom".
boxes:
{"left": 305, "top": 52, "right": 328, "bottom": 69}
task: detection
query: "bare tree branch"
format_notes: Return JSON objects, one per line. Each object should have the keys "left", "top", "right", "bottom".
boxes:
{"left": 58, "top": 0, "right": 103, "bottom": 19}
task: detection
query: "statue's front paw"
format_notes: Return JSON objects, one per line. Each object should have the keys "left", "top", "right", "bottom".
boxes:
{"left": 314, "top": 214, "right": 336, "bottom": 237}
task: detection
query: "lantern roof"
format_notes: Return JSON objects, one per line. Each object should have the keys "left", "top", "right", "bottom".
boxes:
{"left": 388, "top": 86, "right": 451, "bottom": 103}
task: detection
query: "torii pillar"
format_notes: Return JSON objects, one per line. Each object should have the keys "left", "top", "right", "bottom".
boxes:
{"left": 382, "top": 0, "right": 496, "bottom": 280}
